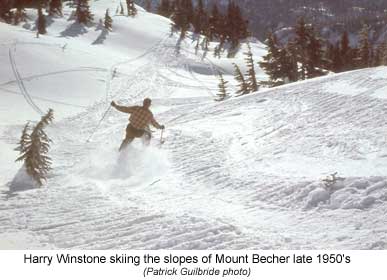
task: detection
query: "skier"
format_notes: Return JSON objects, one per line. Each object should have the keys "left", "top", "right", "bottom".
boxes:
{"left": 111, "top": 98, "right": 165, "bottom": 151}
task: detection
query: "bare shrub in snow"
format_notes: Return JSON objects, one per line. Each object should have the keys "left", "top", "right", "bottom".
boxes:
{"left": 323, "top": 172, "right": 345, "bottom": 189}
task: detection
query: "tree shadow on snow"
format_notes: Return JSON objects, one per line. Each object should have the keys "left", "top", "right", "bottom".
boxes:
{"left": 60, "top": 22, "right": 88, "bottom": 37}
{"left": 2, "top": 167, "right": 39, "bottom": 199}
{"left": 43, "top": 16, "right": 55, "bottom": 29}
{"left": 92, "top": 24, "right": 109, "bottom": 45}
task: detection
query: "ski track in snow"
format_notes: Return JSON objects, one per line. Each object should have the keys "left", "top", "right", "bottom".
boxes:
{"left": 3, "top": 52, "right": 387, "bottom": 249}
{"left": 1, "top": 11, "right": 387, "bottom": 249}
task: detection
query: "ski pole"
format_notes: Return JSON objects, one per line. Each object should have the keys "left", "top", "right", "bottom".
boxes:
{"left": 86, "top": 105, "right": 112, "bottom": 143}
{"left": 160, "top": 129, "right": 165, "bottom": 145}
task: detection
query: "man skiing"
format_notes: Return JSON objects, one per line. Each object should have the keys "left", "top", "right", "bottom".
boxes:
{"left": 111, "top": 98, "right": 165, "bottom": 151}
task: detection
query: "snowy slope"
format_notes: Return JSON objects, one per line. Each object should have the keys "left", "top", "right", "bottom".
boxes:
{"left": 1, "top": 1, "right": 386, "bottom": 249}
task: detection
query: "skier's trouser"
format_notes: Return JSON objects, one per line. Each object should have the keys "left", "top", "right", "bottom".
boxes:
{"left": 119, "top": 124, "right": 151, "bottom": 151}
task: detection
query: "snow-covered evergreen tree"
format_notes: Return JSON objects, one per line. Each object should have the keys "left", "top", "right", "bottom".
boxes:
{"left": 15, "top": 109, "right": 54, "bottom": 186}
{"left": 233, "top": 63, "right": 249, "bottom": 95}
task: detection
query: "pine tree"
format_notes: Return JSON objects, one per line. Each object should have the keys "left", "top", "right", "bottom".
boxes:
{"left": 233, "top": 63, "right": 249, "bottom": 95}
{"left": 104, "top": 9, "right": 112, "bottom": 31}
{"left": 15, "top": 123, "right": 31, "bottom": 161}
{"left": 15, "top": 109, "right": 54, "bottom": 186}
{"left": 126, "top": 0, "right": 137, "bottom": 17}
{"left": 292, "top": 17, "right": 325, "bottom": 79}
{"left": 340, "top": 31, "right": 352, "bottom": 70}
{"left": 259, "top": 32, "right": 283, "bottom": 86}
{"left": 194, "top": 37, "right": 200, "bottom": 54}
{"left": 171, "top": 0, "right": 189, "bottom": 33}
{"left": 208, "top": 3, "right": 220, "bottom": 41}
{"left": 145, "top": 0, "right": 151, "bottom": 12}
{"left": 179, "top": 26, "right": 188, "bottom": 39}
{"left": 49, "top": 0, "right": 63, "bottom": 16}
{"left": 200, "top": 30, "right": 210, "bottom": 58}
{"left": 380, "top": 43, "right": 387, "bottom": 66}
{"left": 0, "top": 0, "right": 14, "bottom": 24}
{"left": 157, "top": 0, "right": 171, "bottom": 17}
{"left": 226, "top": 1, "right": 248, "bottom": 49}
{"left": 193, "top": 0, "right": 207, "bottom": 34}
{"left": 279, "top": 45, "right": 299, "bottom": 83}
{"left": 293, "top": 17, "right": 309, "bottom": 80}
{"left": 75, "top": 0, "right": 93, "bottom": 25}
{"left": 340, "top": 31, "right": 350, "bottom": 56}
{"left": 216, "top": 71, "right": 228, "bottom": 101}
{"left": 373, "top": 45, "right": 382, "bottom": 67}
{"left": 201, "top": 29, "right": 210, "bottom": 48}
{"left": 325, "top": 42, "right": 342, "bottom": 72}
{"left": 213, "top": 42, "right": 223, "bottom": 58}
{"left": 181, "top": 0, "right": 193, "bottom": 25}
{"left": 244, "top": 43, "right": 258, "bottom": 92}
{"left": 169, "top": 0, "right": 176, "bottom": 16}
{"left": 305, "top": 30, "right": 325, "bottom": 78}
{"left": 14, "top": 0, "right": 27, "bottom": 25}
{"left": 357, "top": 24, "right": 371, "bottom": 68}
{"left": 333, "top": 43, "right": 343, "bottom": 72}
{"left": 216, "top": 14, "right": 227, "bottom": 47}
{"left": 37, "top": 5, "right": 47, "bottom": 35}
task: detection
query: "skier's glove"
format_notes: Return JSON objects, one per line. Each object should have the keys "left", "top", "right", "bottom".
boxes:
{"left": 160, "top": 125, "right": 165, "bottom": 130}
{"left": 111, "top": 101, "right": 116, "bottom": 107}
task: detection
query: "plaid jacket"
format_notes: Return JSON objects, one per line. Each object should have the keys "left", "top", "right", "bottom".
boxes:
{"left": 114, "top": 105, "right": 162, "bottom": 129}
